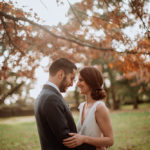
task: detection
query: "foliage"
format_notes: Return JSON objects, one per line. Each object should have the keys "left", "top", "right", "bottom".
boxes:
{"left": 0, "top": 0, "right": 150, "bottom": 105}
{"left": 91, "top": 57, "right": 150, "bottom": 109}
{"left": 64, "top": 0, "right": 150, "bottom": 78}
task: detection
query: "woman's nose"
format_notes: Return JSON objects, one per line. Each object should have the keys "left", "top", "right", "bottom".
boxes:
{"left": 77, "top": 81, "right": 80, "bottom": 87}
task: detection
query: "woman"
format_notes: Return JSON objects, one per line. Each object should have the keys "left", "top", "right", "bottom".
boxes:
{"left": 63, "top": 67, "right": 114, "bottom": 150}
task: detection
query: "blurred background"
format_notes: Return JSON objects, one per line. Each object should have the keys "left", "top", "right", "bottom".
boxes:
{"left": 0, "top": 0, "right": 150, "bottom": 150}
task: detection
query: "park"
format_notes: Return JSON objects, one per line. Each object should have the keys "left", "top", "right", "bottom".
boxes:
{"left": 0, "top": 0, "right": 150, "bottom": 150}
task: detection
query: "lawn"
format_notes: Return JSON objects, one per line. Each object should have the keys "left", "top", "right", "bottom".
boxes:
{"left": 0, "top": 118, "right": 40, "bottom": 150}
{"left": 0, "top": 104, "right": 150, "bottom": 150}
{"left": 110, "top": 110, "right": 150, "bottom": 150}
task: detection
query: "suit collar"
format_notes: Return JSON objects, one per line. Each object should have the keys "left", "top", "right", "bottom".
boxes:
{"left": 43, "top": 84, "right": 62, "bottom": 97}
{"left": 46, "top": 81, "right": 60, "bottom": 93}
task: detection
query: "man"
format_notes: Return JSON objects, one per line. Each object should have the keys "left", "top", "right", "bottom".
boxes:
{"left": 34, "top": 58, "right": 95, "bottom": 150}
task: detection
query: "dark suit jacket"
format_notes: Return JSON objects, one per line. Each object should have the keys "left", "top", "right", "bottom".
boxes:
{"left": 34, "top": 84, "right": 96, "bottom": 150}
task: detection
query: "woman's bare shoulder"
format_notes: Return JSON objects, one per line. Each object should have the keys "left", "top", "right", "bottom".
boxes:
{"left": 96, "top": 102, "right": 109, "bottom": 115}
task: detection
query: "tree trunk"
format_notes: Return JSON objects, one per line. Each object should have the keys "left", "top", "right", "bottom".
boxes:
{"left": 111, "top": 87, "right": 119, "bottom": 110}
{"left": 108, "top": 68, "right": 119, "bottom": 110}
{"left": 133, "top": 96, "right": 138, "bottom": 109}
{"left": 0, "top": 82, "right": 24, "bottom": 105}
{"left": 105, "top": 88, "right": 111, "bottom": 108}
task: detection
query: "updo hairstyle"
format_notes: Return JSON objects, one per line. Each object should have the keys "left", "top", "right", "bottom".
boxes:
{"left": 79, "top": 67, "right": 106, "bottom": 100}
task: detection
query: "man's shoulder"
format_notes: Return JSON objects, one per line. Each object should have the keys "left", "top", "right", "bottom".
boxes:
{"left": 35, "top": 90, "right": 63, "bottom": 111}
{"left": 40, "top": 89, "right": 61, "bottom": 100}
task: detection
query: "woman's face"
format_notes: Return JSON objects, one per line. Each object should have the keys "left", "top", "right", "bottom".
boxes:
{"left": 77, "top": 75, "right": 91, "bottom": 95}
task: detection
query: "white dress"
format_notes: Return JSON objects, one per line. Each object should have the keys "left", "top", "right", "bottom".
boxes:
{"left": 77, "top": 101, "right": 107, "bottom": 138}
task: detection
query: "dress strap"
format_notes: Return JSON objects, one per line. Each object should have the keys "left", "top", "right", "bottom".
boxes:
{"left": 78, "top": 102, "right": 86, "bottom": 110}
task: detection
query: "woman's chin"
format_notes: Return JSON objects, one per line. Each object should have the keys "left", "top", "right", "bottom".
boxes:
{"left": 79, "top": 88, "right": 86, "bottom": 95}
{"left": 80, "top": 91, "right": 85, "bottom": 95}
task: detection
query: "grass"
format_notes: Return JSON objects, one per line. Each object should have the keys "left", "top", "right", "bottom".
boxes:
{"left": 110, "top": 111, "right": 150, "bottom": 150}
{"left": 0, "top": 104, "right": 150, "bottom": 150}
{"left": 0, "top": 120, "right": 40, "bottom": 150}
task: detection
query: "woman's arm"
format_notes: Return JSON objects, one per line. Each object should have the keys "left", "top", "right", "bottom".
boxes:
{"left": 83, "top": 104, "right": 114, "bottom": 147}
{"left": 63, "top": 104, "right": 114, "bottom": 148}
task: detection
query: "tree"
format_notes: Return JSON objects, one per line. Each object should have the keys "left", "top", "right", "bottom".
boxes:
{"left": 0, "top": 1, "right": 79, "bottom": 104}
{"left": 0, "top": 0, "right": 150, "bottom": 105}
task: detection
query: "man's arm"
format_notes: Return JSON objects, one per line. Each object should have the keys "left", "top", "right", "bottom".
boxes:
{"left": 44, "top": 95, "right": 96, "bottom": 150}
{"left": 43, "top": 96, "right": 71, "bottom": 142}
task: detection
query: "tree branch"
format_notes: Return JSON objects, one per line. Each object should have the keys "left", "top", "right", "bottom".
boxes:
{"left": 0, "top": 10, "right": 113, "bottom": 51}
{"left": 40, "top": 0, "right": 48, "bottom": 10}
{"left": 0, "top": 15, "right": 25, "bottom": 55}
{"left": 0, "top": 10, "right": 150, "bottom": 55}
{"left": 0, "top": 82, "right": 24, "bottom": 105}
{"left": 66, "top": 0, "right": 83, "bottom": 26}
{"left": 130, "top": 0, "right": 150, "bottom": 37}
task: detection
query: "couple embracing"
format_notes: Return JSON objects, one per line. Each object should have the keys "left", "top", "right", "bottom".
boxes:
{"left": 34, "top": 58, "right": 114, "bottom": 150}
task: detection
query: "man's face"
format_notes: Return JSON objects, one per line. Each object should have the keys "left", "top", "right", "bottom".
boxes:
{"left": 59, "top": 69, "right": 76, "bottom": 92}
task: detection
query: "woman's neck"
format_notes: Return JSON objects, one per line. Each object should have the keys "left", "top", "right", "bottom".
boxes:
{"left": 85, "top": 93, "right": 95, "bottom": 105}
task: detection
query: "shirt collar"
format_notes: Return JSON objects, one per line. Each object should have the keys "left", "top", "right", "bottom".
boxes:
{"left": 46, "top": 81, "right": 60, "bottom": 93}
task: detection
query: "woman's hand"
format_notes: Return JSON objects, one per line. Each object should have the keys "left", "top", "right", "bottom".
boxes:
{"left": 63, "top": 133, "right": 85, "bottom": 148}
{"left": 96, "top": 147, "right": 107, "bottom": 150}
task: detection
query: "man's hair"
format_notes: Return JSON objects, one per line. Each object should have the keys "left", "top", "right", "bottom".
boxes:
{"left": 49, "top": 58, "right": 77, "bottom": 76}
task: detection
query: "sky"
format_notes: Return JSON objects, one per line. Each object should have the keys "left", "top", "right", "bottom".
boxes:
{"left": 15, "top": 0, "right": 81, "bottom": 26}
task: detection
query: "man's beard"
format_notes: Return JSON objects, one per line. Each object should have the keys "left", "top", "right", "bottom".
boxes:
{"left": 59, "top": 76, "right": 68, "bottom": 92}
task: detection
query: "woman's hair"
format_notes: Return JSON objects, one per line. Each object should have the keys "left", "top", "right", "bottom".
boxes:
{"left": 79, "top": 66, "right": 106, "bottom": 100}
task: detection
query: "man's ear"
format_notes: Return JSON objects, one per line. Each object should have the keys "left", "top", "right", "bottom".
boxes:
{"left": 57, "top": 70, "right": 65, "bottom": 80}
